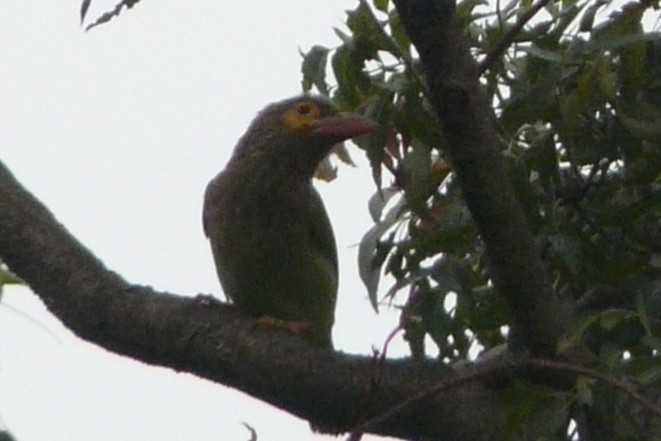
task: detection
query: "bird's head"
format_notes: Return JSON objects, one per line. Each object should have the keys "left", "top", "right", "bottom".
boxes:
{"left": 231, "top": 96, "right": 377, "bottom": 177}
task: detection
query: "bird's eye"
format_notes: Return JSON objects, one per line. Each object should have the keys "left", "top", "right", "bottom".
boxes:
{"left": 283, "top": 101, "right": 322, "bottom": 132}
{"left": 297, "top": 103, "right": 312, "bottom": 115}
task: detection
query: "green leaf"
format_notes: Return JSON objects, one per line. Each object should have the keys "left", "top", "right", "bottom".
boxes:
{"left": 0, "top": 266, "right": 22, "bottom": 286}
{"left": 620, "top": 113, "right": 661, "bottom": 142}
{"left": 373, "top": 0, "right": 389, "bottom": 13}
{"left": 623, "top": 355, "right": 661, "bottom": 384}
{"left": 367, "top": 187, "right": 399, "bottom": 222}
{"left": 429, "top": 255, "right": 473, "bottom": 297}
{"left": 300, "top": 45, "right": 329, "bottom": 94}
{"left": 520, "top": 45, "right": 563, "bottom": 63}
{"left": 499, "top": 381, "right": 571, "bottom": 438}
{"left": 527, "top": 129, "right": 560, "bottom": 187}
{"left": 333, "top": 27, "right": 352, "bottom": 45}
{"left": 358, "top": 224, "right": 388, "bottom": 312}
{"left": 396, "top": 94, "right": 444, "bottom": 151}
{"left": 579, "top": 0, "right": 607, "bottom": 32}
{"left": 456, "top": 0, "right": 489, "bottom": 24}
{"left": 357, "top": 196, "right": 406, "bottom": 311}
{"left": 546, "top": 2, "right": 582, "bottom": 41}
{"left": 359, "top": 92, "right": 395, "bottom": 189}
{"left": 634, "top": 291, "right": 652, "bottom": 337}
{"left": 388, "top": 11, "right": 410, "bottom": 55}
{"left": 346, "top": 0, "right": 399, "bottom": 55}
{"left": 401, "top": 142, "right": 433, "bottom": 216}
{"left": 592, "top": 2, "right": 645, "bottom": 41}
{"left": 331, "top": 44, "right": 370, "bottom": 109}
{"left": 642, "top": 335, "right": 661, "bottom": 352}
{"left": 599, "top": 309, "right": 636, "bottom": 331}
{"left": 575, "top": 376, "right": 595, "bottom": 405}
{"left": 560, "top": 313, "right": 600, "bottom": 351}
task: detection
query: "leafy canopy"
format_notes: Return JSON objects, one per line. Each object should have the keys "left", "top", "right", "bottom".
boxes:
{"left": 302, "top": 0, "right": 661, "bottom": 438}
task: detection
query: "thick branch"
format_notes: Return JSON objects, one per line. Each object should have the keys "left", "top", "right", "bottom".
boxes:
{"left": 0, "top": 159, "right": 502, "bottom": 441}
{"left": 393, "top": 0, "right": 568, "bottom": 355}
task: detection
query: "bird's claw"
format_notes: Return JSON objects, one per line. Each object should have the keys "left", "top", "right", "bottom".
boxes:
{"left": 256, "top": 316, "right": 312, "bottom": 335}
{"left": 194, "top": 293, "right": 224, "bottom": 306}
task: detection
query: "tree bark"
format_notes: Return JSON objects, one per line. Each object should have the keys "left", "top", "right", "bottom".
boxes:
{"left": 0, "top": 159, "right": 502, "bottom": 440}
{"left": 393, "top": 0, "right": 569, "bottom": 356}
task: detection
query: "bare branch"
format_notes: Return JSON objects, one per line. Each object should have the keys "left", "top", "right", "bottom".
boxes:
{"left": 479, "top": 0, "right": 553, "bottom": 74}
{"left": 0, "top": 159, "right": 502, "bottom": 441}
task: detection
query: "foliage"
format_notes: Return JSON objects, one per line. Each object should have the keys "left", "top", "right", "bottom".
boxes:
{"left": 80, "top": 0, "right": 141, "bottom": 31}
{"left": 0, "top": 260, "right": 22, "bottom": 299}
{"left": 301, "top": 0, "right": 661, "bottom": 438}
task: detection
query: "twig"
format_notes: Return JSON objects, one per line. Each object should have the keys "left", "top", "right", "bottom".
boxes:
{"left": 351, "top": 358, "right": 661, "bottom": 433}
{"left": 479, "top": 0, "right": 553, "bottom": 74}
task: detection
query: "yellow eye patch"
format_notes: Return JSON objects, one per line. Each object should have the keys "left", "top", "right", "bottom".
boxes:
{"left": 283, "top": 101, "right": 321, "bottom": 132}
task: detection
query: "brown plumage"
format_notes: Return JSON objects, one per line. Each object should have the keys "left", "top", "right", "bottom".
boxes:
{"left": 203, "top": 96, "right": 376, "bottom": 348}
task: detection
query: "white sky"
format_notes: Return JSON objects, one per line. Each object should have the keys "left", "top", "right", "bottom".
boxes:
{"left": 0, "top": 1, "right": 408, "bottom": 440}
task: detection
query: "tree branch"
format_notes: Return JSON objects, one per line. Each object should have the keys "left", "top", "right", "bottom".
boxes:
{"left": 0, "top": 159, "right": 503, "bottom": 441}
{"left": 392, "top": 0, "right": 568, "bottom": 356}
{"left": 478, "top": 0, "right": 553, "bottom": 74}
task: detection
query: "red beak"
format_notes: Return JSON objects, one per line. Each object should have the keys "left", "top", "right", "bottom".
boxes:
{"left": 311, "top": 114, "right": 378, "bottom": 140}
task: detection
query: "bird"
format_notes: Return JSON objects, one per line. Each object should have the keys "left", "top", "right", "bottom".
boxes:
{"left": 203, "top": 95, "right": 377, "bottom": 348}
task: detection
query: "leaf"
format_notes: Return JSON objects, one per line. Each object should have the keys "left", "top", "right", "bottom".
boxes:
{"left": 546, "top": 2, "right": 582, "bottom": 41}
{"left": 331, "top": 45, "right": 365, "bottom": 109}
{"left": 314, "top": 142, "right": 357, "bottom": 181}
{"left": 499, "top": 381, "right": 571, "bottom": 438}
{"left": 388, "top": 11, "right": 411, "bottom": 55}
{"left": 559, "top": 308, "right": 615, "bottom": 352}
{"left": 429, "top": 255, "right": 469, "bottom": 295}
{"left": 381, "top": 71, "right": 411, "bottom": 94}
{"left": 520, "top": 45, "right": 563, "bottom": 63}
{"left": 358, "top": 92, "right": 395, "bottom": 189}
{"left": 456, "top": 0, "right": 489, "bottom": 24}
{"left": 401, "top": 142, "right": 433, "bottom": 216}
{"left": 592, "top": 2, "right": 645, "bottom": 41}
{"left": 346, "top": 0, "right": 399, "bottom": 55}
{"left": 599, "top": 309, "right": 637, "bottom": 331}
{"left": 358, "top": 196, "right": 406, "bottom": 311}
{"left": 85, "top": 0, "right": 141, "bottom": 31}
{"left": 331, "top": 142, "right": 356, "bottom": 166}
{"left": 0, "top": 266, "right": 22, "bottom": 286}
{"left": 333, "top": 27, "right": 353, "bottom": 45}
{"left": 313, "top": 157, "right": 337, "bottom": 182}
{"left": 643, "top": 336, "right": 661, "bottom": 352}
{"left": 397, "top": 94, "right": 444, "bottom": 152}
{"left": 0, "top": 430, "right": 17, "bottom": 441}
{"left": 623, "top": 354, "right": 661, "bottom": 385}
{"left": 241, "top": 422, "right": 257, "bottom": 441}
{"left": 634, "top": 291, "right": 652, "bottom": 337}
{"left": 367, "top": 187, "right": 399, "bottom": 222}
{"left": 374, "top": 0, "right": 389, "bottom": 13}
{"left": 358, "top": 225, "right": 389, "bottom": 312}
{"left": 579, "top": 0, "right": 607, "bottom": 32}
{"left": 527, "top": 129, "right": 560, "bottom": 187}
{"left": 80, "top": 0, "right": 92, "bottom": 24}
{"left": 412, "top": 193, "right": 476, "bottom": 255}
{"left": 575, "top": 376, "right": 595, "bottom": 405}
{"left": 619, "top": 113, "right": 661, "bottom": 142}
{"left": 300, "top": 46, "right": 330, "bottom": 95}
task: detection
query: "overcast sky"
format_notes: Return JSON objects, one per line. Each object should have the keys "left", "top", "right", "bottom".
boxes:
{"left": 0, "top": 1, "right": 409, "bottom": 440}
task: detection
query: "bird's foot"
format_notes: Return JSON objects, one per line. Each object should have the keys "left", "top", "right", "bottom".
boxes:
{"left": 256, "top": 316, "right": 312, "bottom": 335}
{"left": 194, "top": 293, "right": 224, "bottom": 306}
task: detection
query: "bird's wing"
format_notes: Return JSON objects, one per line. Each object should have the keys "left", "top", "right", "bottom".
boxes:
{"left": 202, "top": 171, "right": 226, "bottom": 238}
{"left": 306, "top": 186, "right": 339, "bottom": 289}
